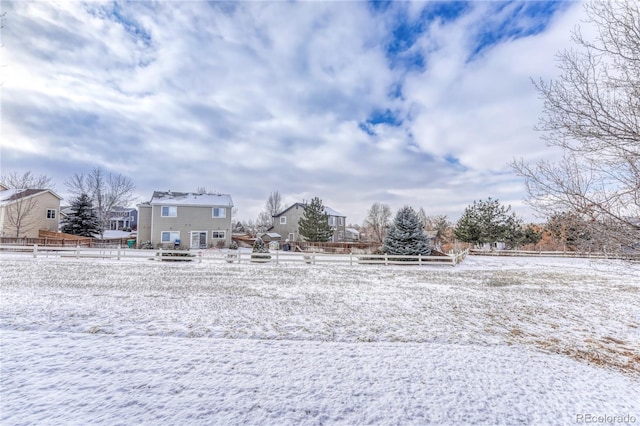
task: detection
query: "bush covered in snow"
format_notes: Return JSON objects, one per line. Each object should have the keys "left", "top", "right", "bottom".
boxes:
{"left": 251, "top": 236, "right": 271, "bottom": 262}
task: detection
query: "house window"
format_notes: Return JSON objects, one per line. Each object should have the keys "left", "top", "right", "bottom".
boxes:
{"left": 212, "top": 231, "right": 226, "bottom": 239}
{"left": 213, "top": 208, "right": 226, "bottom": 218}
{"left": 46, "top": 209, "right": 57, "bottom": 219}
{"left": 161, "top": 231, "right": 180, "bottom": 243}
{"left": 161, "top": 206, "right": 177, "bottom": 217}
{"left": 338, "top": 217, "right": 344, "bottom": 226}
{"left": 328, "top": 217, "right": 335, "bottom": 226}
{"left": 280, "top": 216, "right": 286, "bottom": 225}
{"left": 288, "top": 233, "right": 295, "bottom": 241}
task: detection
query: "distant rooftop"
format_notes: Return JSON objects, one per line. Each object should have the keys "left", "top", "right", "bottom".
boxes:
{"left": 275, "top": 202, "right": 345, "bottom": 218}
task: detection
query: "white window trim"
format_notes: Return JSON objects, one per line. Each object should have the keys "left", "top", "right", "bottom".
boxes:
{"left": 212, "top": 207, "right": 226, "bottom": 218}
{"left": 328, "top": 217, "right": 335, "bottom": 226}
{"left": 212, "top": 230, "right": 226, "bottom": 239}
{"left": 338, "top": 217, "right": 344, "bottom": 226}
{"left": 161, "top": 231, "right": 180, "bottom": 243}
{"left": 280, "top": 216, "right": 286, "bottom": 225}
{"left": 46, "top": 209, "right": 57, "bottom": 219}
{"left": 161, "top": 206, "right": 177, "bottom": 217}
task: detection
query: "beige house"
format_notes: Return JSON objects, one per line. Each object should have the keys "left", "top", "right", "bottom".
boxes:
{"left": 0, "top": 186, "right": 62, "bottom": 238}
{"left": 270, "top": 202, "right": 347, "bottom": 242}
{"left": 137, "top": 191, "right": 233, "bottom": 249}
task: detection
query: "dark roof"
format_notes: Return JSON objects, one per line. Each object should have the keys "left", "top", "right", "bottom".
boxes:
{"left": 3, "top": 189, "right": 47, "bottom": 202}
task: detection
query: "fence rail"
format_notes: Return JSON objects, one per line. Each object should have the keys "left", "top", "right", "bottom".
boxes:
{"left": 0, "top": 244, "right": 469, "bottom": 266}
{"left": 469, "top": 249, "right": 640, "bottom": 260}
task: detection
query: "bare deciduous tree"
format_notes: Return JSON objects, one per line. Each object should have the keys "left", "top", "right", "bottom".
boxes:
{"left": 512, "top": 1, "right": 640, "bottom": 250}
{"left": 423, "top": 214, "right": 453, "bottom": 249}
{"left": 364, "top": 202, "right": 392, "bottom": 243}
{"left": 65, "top": 168, "right": 135, "bottom": 236}
{"left": 257, "top": 190, "right": 284, "bottom": 232}
{"left": 1, "top": 171, "right": 53, "bottom": 190}
{"left": 0, "top": 171, "right": 54, "bottom": 237}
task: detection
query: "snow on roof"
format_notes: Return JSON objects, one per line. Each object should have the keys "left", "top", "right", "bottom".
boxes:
{"left": 323, "top": 206, "right": 345, "bottom": 217}
{"left": 149, "top": 191, "right": 233, "bottom": 207}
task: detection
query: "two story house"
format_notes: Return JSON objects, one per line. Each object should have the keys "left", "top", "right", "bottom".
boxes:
{"left": 0, "top": 184, "right": 62, "bottom": 238}
{"left": 108, "top": 207, "right": 138, "bottom": 231}
{"left": 270, "top": 202, "right": 346, "bottom": 242}
{"left": 137, "top": 191, "right": 233, "bottom": 249}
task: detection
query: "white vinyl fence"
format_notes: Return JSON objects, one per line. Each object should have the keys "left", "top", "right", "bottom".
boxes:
{"left": 0, "top": 245, "right": 469, "bottom": 266}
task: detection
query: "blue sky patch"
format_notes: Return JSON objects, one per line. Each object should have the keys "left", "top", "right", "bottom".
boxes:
{"left": 86, "top": 2, "right": 152, "bottom": 47}
{"left": 383, "top": 2, "right": 470, "bottom": 71}
{"left": 470, "top": 1, "right": 569, "bottom": 59}
{"left": 359, "top": 108, "right": 403, "bottom": 135}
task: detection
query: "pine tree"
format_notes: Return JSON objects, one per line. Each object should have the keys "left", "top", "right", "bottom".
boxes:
{"left": 382, "top": 206, "right": 432, "bottom": 257}
{"left": 61, "top": 193, "right": 102, "bottom": 237}
{"left": 298, "top": 197, "right": 333, "bottom": 242}
{"left": 454, "top": 198, "right": 523, "bottom": 246}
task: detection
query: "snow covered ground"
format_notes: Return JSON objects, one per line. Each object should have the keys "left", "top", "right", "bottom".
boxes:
{"left": 1, "top": 255, "right": 639, "bottom": 424}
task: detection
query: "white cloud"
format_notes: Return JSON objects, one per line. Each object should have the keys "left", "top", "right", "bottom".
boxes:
{"left": 1, "top": 1, "right": 587, "bottom": 224}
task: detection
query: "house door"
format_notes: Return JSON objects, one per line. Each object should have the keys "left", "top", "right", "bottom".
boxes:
{"left": 190, "top": 232, "right": 207, "bottom": 249}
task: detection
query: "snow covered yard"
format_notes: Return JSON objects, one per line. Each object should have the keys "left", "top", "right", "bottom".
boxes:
{"left": 1, "top": 255, "right": 639, "bottom": 424}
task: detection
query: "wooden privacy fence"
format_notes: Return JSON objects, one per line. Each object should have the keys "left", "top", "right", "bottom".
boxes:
{"left": 0, "top": 237, "right": 134, "bottom": 248}
{"left": 0, "top": 244, "right": 469, "bottom": 266}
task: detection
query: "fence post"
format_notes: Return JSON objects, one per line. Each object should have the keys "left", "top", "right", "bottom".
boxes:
{"left": 418, "top": 253, "right": 422, "bottom": 265}
{"left": 385, "top": 254, "right": 388, "bottom": 266}
{"left": 33, "top": 244, "right": 38, "bottom": 258}
{"left": 349, "top": 252, "right": 352, "bottom": 266}
{"left": 76, "top": 244, "right": 80, "bottom": 259}
{"left": 312, "top": 252, "right": 316, "bottom": 265}
{"left": 159, "top": 247, "right": 163, "bottom": 261}
{"left": 117, "top": 245, "right": 121, "bottom": 261}
{"left": 275, "top": 250, "right": 279, "bottom": 265}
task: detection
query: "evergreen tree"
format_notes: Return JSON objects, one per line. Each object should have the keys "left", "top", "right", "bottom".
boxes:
{"left": 382, "top": 206, "right": 432, "bottom": 256}
{"left": 453, "top": 207, "right": 483, "bottom": 244}
{"left": 61, "top": 193, "right": 102, "bottom": 237}
{"left": 298, "top": 197, "right": 333, "bottom": 242}
{"left": 454, "top": 198, "right": 523, "bottom": 246}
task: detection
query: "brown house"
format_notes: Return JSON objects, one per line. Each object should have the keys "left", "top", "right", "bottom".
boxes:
{"left": 0, "top": 187, "right": 62, "bottom": 238}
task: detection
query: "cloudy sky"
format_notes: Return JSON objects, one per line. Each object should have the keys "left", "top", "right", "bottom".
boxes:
{"left": 1, "top": 1, "right": 588, "bottom": 224}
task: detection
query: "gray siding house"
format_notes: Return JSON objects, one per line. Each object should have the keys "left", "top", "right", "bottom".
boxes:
{"left": 270, "top": 202, "right": 346, "bottom": 242}
{"left": 137, "top": 191, "right": 233, "bottom": 249}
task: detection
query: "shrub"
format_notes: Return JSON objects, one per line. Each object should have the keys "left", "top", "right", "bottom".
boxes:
{"left": 251, "top": 236, "right": 271, "bottom": 262}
